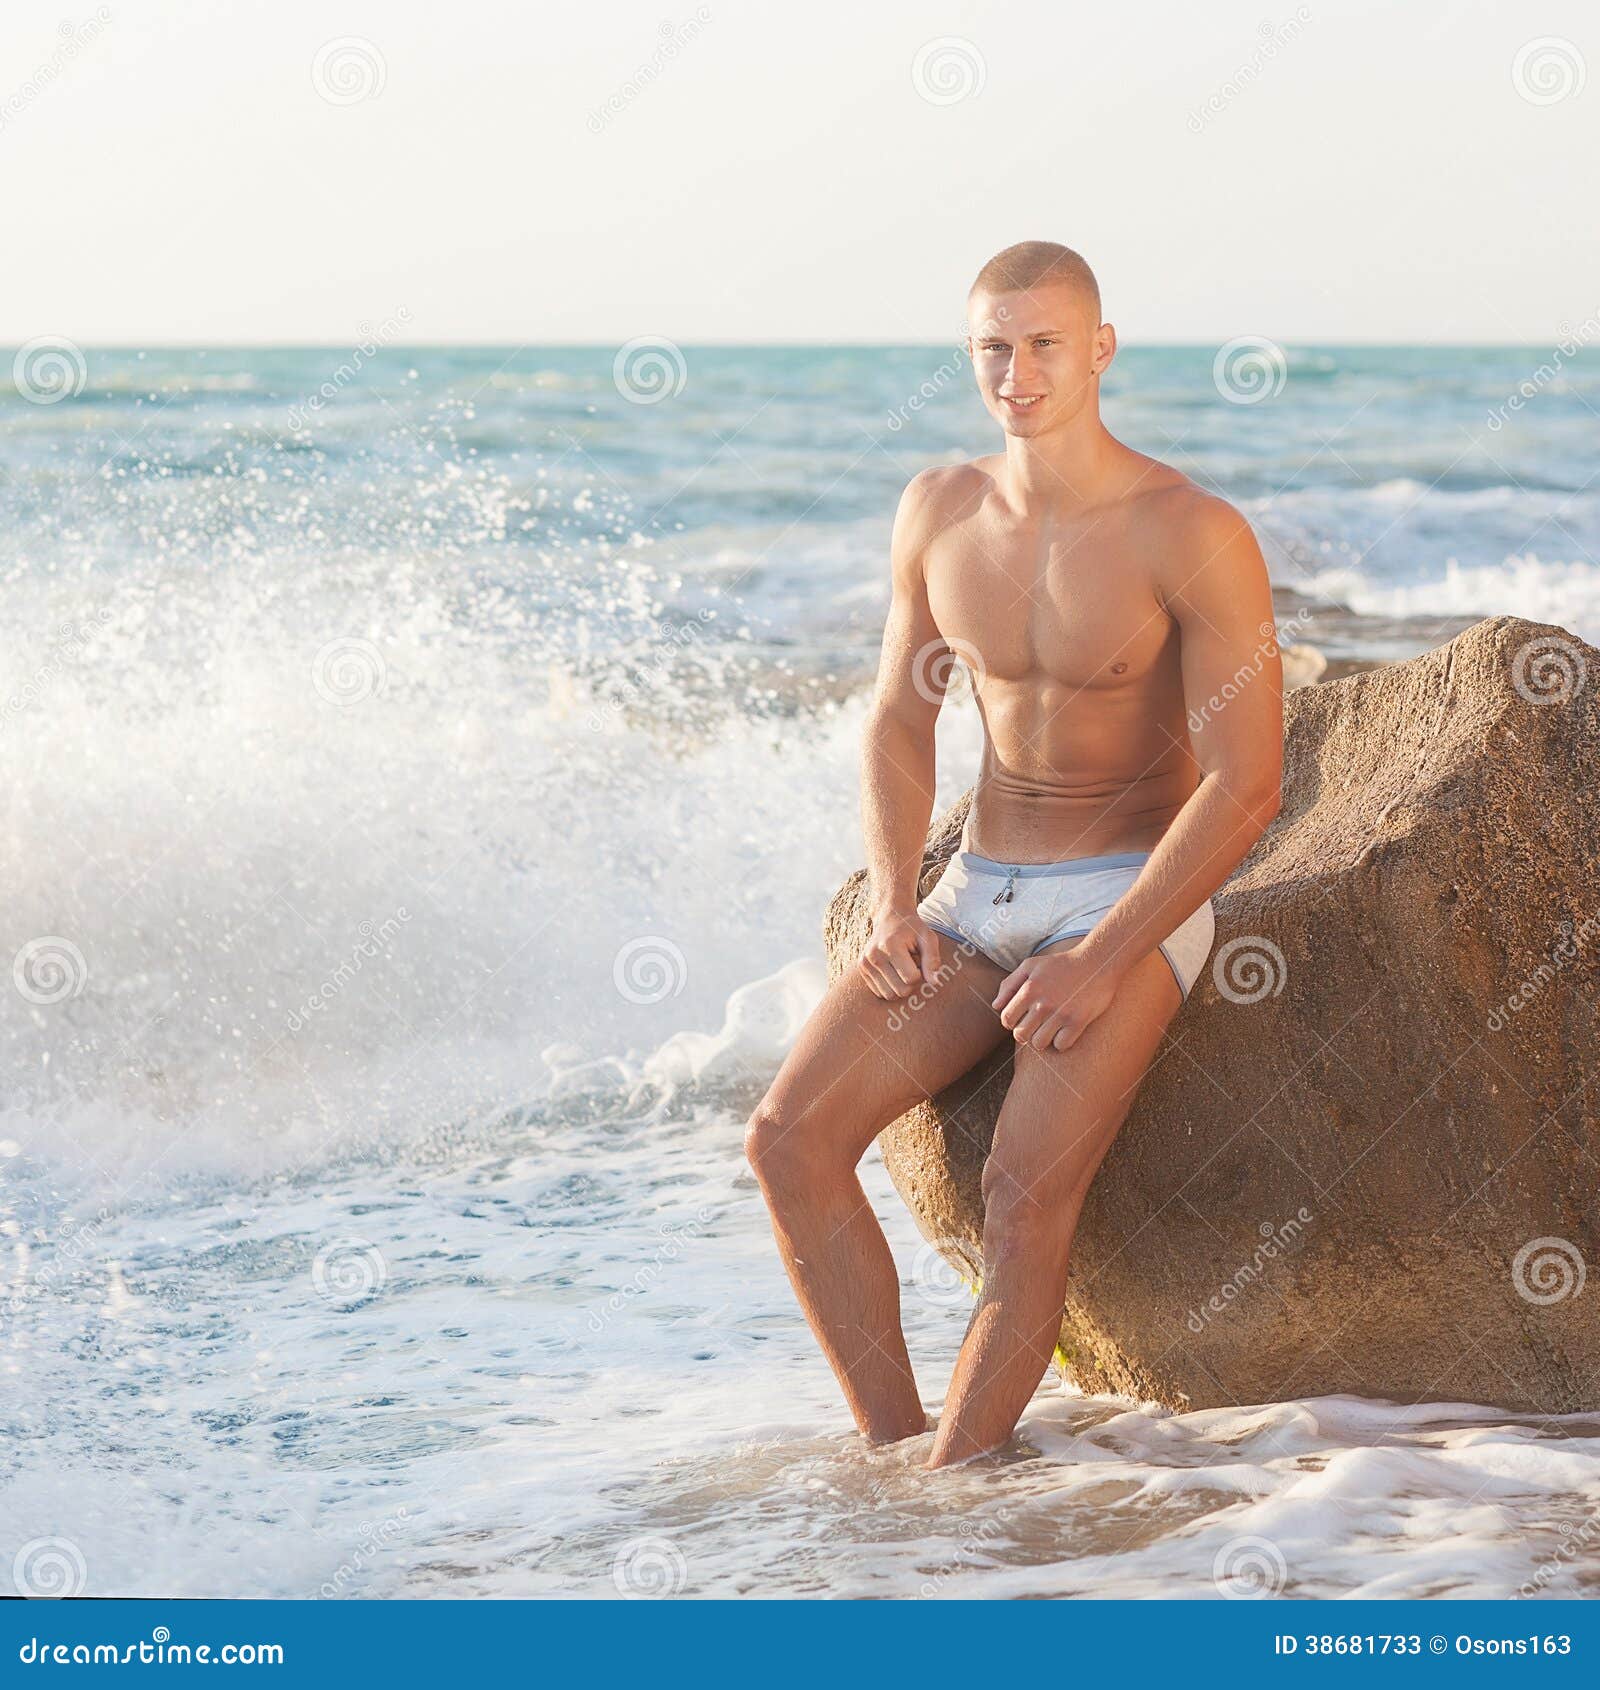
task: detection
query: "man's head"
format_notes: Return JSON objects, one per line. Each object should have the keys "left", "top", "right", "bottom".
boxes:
{"left": 966, "top": 241, "right": 1114, "bottom": 437}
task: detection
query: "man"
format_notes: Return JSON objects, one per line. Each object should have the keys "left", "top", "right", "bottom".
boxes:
{"left": 746, "top": 241, "right": 1283, "bottom": 1469}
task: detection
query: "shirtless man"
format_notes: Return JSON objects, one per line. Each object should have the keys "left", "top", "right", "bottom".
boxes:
{"left": 745, "top": 241, "right": 1283, "bottom": 1469}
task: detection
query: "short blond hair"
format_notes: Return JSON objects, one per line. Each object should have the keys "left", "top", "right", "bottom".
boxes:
{"left": 969, "top": 241, "right": 1101, "bottom": 321}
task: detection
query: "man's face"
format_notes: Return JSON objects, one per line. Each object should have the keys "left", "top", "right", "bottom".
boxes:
{"left": 967, "top": 283, "right": 1113, "bottom": 437}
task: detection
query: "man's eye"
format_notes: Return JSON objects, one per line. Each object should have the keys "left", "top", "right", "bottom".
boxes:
{"left": 982, "top": 343, "right": 1007, "bottom": 352}
{"left": 1034, "top": 339, "right": 1055, "bottom": 348}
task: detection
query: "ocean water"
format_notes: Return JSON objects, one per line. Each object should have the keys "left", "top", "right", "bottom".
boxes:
{"left": 2, "top": 342, "right": 1598, "bottom": 1599}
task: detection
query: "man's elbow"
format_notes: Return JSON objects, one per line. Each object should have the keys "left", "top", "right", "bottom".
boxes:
{"left": 1243, "top": 778, "right": 1282, "bottom": 833}
{"left": 1212, "top": 768, "right": 1281, "bottom": 837}
{"left": 865, "top": 693, "right": 938, "bottom": 749}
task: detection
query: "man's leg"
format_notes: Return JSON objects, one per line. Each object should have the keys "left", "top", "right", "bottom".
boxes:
{"left": 746, "top": 944, "right": 1008, "bottom": 1443}
{"left": 925, "top": 939, "right": 1182, "bottom": 1468}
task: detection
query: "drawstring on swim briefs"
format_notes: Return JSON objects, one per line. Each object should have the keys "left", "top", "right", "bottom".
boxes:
{"left": 992, "top": 868, "right": 1018, "bottom": 905}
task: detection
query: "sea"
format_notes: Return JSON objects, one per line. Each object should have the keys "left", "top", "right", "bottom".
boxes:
{"left": 2, "top": 341, "right": 1598, "bottom": 1599}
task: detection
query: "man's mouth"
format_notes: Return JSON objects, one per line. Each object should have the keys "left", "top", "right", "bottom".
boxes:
{"left": 1000, "top": 394, "right": 1044, "bottom": 411}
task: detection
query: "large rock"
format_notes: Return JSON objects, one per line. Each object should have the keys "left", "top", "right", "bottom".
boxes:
{"left": 824, "top": 616, "right": 1600, "bottom": 1413}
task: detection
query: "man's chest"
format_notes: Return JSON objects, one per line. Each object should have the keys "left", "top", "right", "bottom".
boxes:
{"left": 924, "top": 518, "right": 1173, "bottom": 686}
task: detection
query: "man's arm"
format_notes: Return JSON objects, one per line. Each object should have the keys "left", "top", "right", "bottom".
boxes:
{"left": 857, "top": 472, "right": 953, "bottom": 999}
{"left": 996, "top": 494, "right": 1283, "bottom": 1048}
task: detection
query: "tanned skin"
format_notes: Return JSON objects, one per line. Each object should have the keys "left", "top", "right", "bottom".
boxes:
{"left": 746, "top": 262, "right": 1283, "bottom": 1469}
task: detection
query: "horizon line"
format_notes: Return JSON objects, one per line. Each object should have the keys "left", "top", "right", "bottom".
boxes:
{"left": 0, "top": 337, "right": 1577, "bottom": 353}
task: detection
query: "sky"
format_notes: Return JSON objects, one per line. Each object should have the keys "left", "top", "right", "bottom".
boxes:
{"left": 0, "top": 0, "right": 1594, "bottom": 345}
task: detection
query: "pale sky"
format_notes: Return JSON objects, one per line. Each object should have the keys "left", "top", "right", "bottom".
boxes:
{"left": 1, "top": 0, "right": 1594, "bottom": 344}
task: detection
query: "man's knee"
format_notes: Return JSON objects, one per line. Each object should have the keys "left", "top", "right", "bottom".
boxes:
{"left": 979, "top": 1154, "right": 1084, "bottom": 1260}
{"left": 744, "top": 1099, "right": 811, "bottom": 1191}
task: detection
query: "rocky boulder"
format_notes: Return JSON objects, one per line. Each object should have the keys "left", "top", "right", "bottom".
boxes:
{"left": 823, "top": 616, "right": 1600, "bottom": 1413}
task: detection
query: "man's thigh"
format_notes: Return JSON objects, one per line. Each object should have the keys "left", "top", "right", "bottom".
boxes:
{"left": 985, "top": 939, "right": 1182, "bottom": 1212}
{"left": 754, "top": 938, "right": 1009, "bottom": 1170}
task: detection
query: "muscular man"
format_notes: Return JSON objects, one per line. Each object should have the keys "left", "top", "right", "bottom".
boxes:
{"left": 746, "top": 241, "right": 1284, "bottom": 1469}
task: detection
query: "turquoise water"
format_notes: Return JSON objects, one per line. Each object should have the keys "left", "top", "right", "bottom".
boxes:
{"left": 2, "top": 342, "right": 1598, "bottom": 1597}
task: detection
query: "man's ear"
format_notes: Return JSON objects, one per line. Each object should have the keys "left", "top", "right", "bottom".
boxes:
{"left": 1093, "top": 321, "right": 1117, "bottom": 375}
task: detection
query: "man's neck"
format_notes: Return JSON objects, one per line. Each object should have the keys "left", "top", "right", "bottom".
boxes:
{"left": 999, "top": 410, "right": 1123, "bottom": 514}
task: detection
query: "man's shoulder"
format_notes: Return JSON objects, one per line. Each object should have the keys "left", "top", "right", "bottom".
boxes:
{"left": 1128, "top": 465, "right": 1255, "bottom": 549}
{"left": 899, "top": 457, "right": 998, "bottom": 523}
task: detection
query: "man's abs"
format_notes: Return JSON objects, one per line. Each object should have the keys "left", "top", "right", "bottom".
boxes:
{"left": 963, "top": 675, "right": 1198, "bottom": 863}
{"left": 943, "top": 598, "right": 1200, "bottom": 864}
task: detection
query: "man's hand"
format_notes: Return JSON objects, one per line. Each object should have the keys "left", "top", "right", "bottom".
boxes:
{"left": 859, "top": 909, "right": 943, "bottom": 1000}
{"left": 993, "top": 946, "right": 1124, "bottom": 1052}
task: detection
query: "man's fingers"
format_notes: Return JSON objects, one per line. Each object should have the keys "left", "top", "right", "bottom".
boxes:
{"left": 1050, "top": 1015, "right": 1089, "bottom": 1053}
{"left": 859, "top": 953, "right": 903, "bottom": 999}
{"left": 1029, "top": 1011, "right": 1068, "bottom": 1051}
{"left": 992, "top": 964, "right": 1028, "bottom": 1015}
{"left": 917, "top": 927, "right": 941, "bottom": 985}
{"left": 999, "top": 988, "right": 1031, "bottom": 1031}
{"left": 1008, "top": 998, "right": 1048, "bottom": 1041}
{"left": 880, "top": 939, "right": 921, "bottom": 995}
